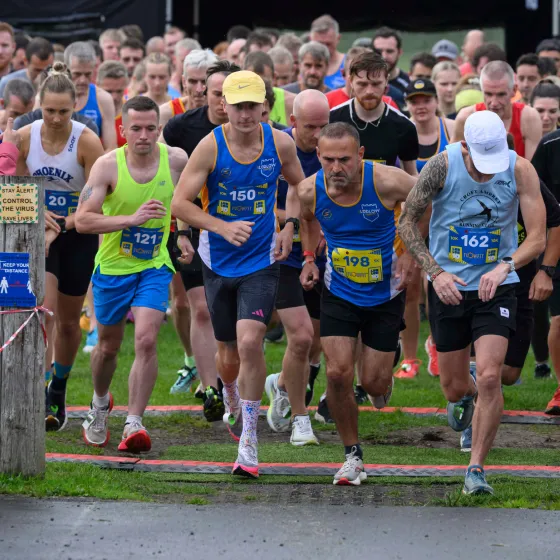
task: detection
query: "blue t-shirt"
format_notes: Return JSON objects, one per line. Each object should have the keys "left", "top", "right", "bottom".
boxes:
{"left": 277, "top": 127, "right": 325, "bottom": 269}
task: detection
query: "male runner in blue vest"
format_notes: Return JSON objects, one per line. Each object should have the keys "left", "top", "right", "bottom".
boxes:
{"left": 299, "top": 122, "right": 417, "bottom": 486}
{"left": 171, "top": 71, "right": 305, "bottom": 478}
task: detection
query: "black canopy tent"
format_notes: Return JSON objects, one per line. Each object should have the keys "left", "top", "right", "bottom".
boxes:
{"left": 0, "top": 0, "right": 554, "bottom": 64}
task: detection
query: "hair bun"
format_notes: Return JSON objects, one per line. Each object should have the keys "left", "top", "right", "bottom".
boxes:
{"left": 51, "top": 61, "right": 68, "bottom": 75}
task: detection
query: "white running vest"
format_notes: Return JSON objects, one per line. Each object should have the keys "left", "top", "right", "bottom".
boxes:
{"left": 26, "top": 119, "right": 86, "bottom": 192}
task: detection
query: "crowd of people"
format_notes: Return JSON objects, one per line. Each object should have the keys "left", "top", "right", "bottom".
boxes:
{"left": 0, "top": 15, "right": 559, "bottom": 496}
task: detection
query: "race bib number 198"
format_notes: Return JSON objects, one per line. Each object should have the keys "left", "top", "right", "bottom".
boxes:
{"left": 332, "top": 247, "right": 383, "bottom": 284}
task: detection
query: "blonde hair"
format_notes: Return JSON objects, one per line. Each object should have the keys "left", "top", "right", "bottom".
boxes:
{"left": 38, "top": 61, "right": 76, "bottom": 103}
{"left": 431, "top": 60, "right": 460, "bottom": 83}
{"left": 145, "top": 52, "right": 172, "bottom": 76}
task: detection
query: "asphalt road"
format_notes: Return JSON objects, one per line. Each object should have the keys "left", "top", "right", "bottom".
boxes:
{"left": 1, "top": 497, "right": 559, "bottom": 559}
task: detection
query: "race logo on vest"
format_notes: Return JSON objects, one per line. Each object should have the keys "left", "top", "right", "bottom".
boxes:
{"left": 258, "top": 158, "right": 276, "bottom": 178}
{"left": 458, "top": 190, "right": 501, "bottom": 228}
{"left": 32, "top": 166, "right": 74, "bottom": 183}
{"left": 360, "top": 203, "right": 380, "bottom": 223}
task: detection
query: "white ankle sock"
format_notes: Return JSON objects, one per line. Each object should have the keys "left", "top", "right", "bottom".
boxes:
{"left": 93, "top": 392, "right": 110, "bottom": 408}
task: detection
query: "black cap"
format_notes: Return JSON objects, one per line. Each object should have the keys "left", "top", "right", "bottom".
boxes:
{"left": 405, "top": 78, "right": 437, "bottom": 100}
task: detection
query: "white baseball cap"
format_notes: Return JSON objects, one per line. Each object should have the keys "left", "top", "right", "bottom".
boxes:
{"left": 464, "top": 110, "right": 509, "bottom": 174}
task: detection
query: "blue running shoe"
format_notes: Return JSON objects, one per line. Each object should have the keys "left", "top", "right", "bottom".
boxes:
{"left": 170, "top": 365, "right": 198, "bottom": 394}
{"left": 83, "top": 327, "right": 98, "bottom": 354}
{"left": 463, "top": 465, "right": 494, "bottom": 495}
{"left": 447, "top": 366, "right": 477, "bottom": 432}
{"left": 460, "top": 425, "right": 472, "bottom": 452}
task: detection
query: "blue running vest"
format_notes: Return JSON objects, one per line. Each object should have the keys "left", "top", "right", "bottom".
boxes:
{"left": 429, "top": 142, "right": 519, "bottom": 291}
{"left": 78, "top": 84, "right": 103, "bottom": 136}
{"left": 416, "top": 117, "right": 450, "bottom": 173}
{"left": 315, "top": 160, "right": 402, "bottom": 307}
{"left": 199, "top": 123, "right": 282, "bottom": 277}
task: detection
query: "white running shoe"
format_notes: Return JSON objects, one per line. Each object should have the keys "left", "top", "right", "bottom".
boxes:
{"left": 233, "top": 439, "right": 259, "bottom": 478}
{"left": 333, "top": 447, "right": 367, "bottom": 486}
{"left": 118, "top": 419, "right": 151, "bottom": 453}
{"left": 368, "top": 377, "right": 394, "bottom": 410}
{"left": 264, "top": 373, "right": 290, "bottom": 432}
{"left": 290, "top": 414, "right": 319, "bottom": 446}
{"left": 82, "top": 394, "right": 113, "bottom": 447}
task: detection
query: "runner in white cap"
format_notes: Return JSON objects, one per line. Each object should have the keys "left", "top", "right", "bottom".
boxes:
{"left": 398, "top": 110, "right": 546, "bottom": 496}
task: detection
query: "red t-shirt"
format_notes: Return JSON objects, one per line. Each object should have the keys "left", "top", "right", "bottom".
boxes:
{"left": 475, "top": 102, "right": 525, "bottom": 158}
{"left": 115, "top": 114, "right": 126, "bottom": 148}
{"left": 326, "top": 88, "right": 400, "bottom": 111}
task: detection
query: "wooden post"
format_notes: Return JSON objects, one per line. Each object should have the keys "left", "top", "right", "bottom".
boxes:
{"left": 0, "top": 176, "right": 45, "bottom": 476}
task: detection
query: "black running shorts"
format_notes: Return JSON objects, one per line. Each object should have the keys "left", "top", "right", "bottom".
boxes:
{"left": 46, "top": 229, "right": 98, "bottom": 297}
{"left": 202, "top": 262, "right": 280, "bottom": 342}
{"left": 504, "top": 285, "right": 534, "bottom": 369}
{"left": 428, "top": 283, "right": 517, "bottom": 353}
{"left": 320, "top": 288, "right": 405, "bottom": 352}
{"left": 167, "top": 232, "right": 204, "bottom": 292}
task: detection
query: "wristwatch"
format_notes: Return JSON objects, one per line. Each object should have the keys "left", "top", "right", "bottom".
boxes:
{"left": 285, "top": 217, "right": 300, "bottom": 232}
{"left": 500, "top": 257, "right": 515, "bottom": 273}
{"left": 540, "top": 264, "right": 556, "bottom": 278}
{"left": 55, "top": 217, "right": 67, "bottom": 234}
{"left": 175, "top": 228, "right": 192, "bottom": 241}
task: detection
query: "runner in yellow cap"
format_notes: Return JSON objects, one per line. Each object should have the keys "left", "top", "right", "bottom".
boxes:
{"left": 172, "top": 70, "right": 306, "bottom": 478}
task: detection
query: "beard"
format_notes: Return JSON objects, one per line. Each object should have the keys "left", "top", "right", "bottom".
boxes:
{"left": 356, "top": 95, "right": 382, "bottom": 111}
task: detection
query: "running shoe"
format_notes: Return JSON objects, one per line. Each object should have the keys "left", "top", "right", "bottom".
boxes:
{"left": 447, "top": 367, "right": 477, "bottom": 432}
{"left": 169, "top": 365, "right": 198, "bottom": 394}
{"left": 463, "top": 465, "right": 494, "bottom": 495}
{"left": 290, "top": 415, "right": 319, "bottom": 446}
{"left": 368, "top": 377, "right": 394, "bottom": 409}
{"left": 425, "top": 335, "right": 439, "bottom": 377}
{"left": 118, "top": 419, "right": 151, "bottom": 453}
{"left": 354, "top": 384, "right": 368, "bottom": 404}
{"left": 82, "top": 394, "right": 114, "bottom": 447}
{"left": 233, "top": 439, "right": 259, "bottom": 478}
{"left": 264, "top": 373, "right": 291, "bottom": 432}
{"left": 203, "top": 386, "right": 225, "bottom": 422}
{"left": 79, "top": 313, "right": 91, "bottom": 332}
{"left": 460, "top": 425, "right": 472, "bottom": 452}
{"left": 45, "top": 383, "right": 67, "bottom": 432}
{"left": 394, "top": 359, "right": 421, "bottom": 379}
{"left": 333, "top": 446, "right": 367, "bottom": 486}
{"left": 315, "top": 394, "right": 334, "bottom": 424}
{"left": 223, "top": 407, "right": 243, "bottom": 441}
{"left": 535, "top": 363, "right": 552, "bottom": 379}
{"left": 264, "top": 322, "right": 284, "bottom": 343}
{"left": 83, "top": 327, "right": 98, "bottom": 354}
{"left": 194, "top": 382, "right": 205, "bottom": 400}
{"left": 305, "top": 364, "right": 321, "bottom": 406}
{"left": 545, "top": 386, "right": 560, "bottom": 415}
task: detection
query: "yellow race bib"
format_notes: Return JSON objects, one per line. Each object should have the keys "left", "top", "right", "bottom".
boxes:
{"left": 332, "top": 247, "right": 383, "bottom": 284}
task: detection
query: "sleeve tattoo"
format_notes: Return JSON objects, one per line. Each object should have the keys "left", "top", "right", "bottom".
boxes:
{"left": 79, "top": 185, "right": 94, "bottom": 203}
{"left": 397, "top": 153, "right": 447, "bottom": 276}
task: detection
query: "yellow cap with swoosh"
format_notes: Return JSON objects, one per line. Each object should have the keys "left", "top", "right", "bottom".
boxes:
{"left": 222, "top": 71, "right": 266, "bottom": 104}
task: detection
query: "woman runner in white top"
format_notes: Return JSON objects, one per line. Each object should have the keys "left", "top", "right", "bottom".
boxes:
{"left": 16, "top": 61, "right": 104, "bottom": 432}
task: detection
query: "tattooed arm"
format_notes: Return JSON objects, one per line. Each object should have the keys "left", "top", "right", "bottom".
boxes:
{"left": 398, "top": 151, "right": 467, "bottom": 305}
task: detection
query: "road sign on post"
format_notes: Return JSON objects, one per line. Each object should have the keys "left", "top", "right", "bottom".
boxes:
{"left": 0, "top": 176, "right": 45, "bottom": 477}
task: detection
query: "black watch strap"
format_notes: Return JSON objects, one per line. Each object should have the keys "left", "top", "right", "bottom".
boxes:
{"left": 285, "top": 217, "right": 300, "bottom": 231}
{"left": 540, "top": 264, "right": 556, "bottom": 278}
{"left": 55, "top": 217, "right": 67, "bottom": 233}
{"left": 175, "top": 228, "right": 192, "bottom": 241}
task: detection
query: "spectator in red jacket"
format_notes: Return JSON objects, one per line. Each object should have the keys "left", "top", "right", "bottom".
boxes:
{"left": 0, "top": 118, "right": 20, "bottom": 175}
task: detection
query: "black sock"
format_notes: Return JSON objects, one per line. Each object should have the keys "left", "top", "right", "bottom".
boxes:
{"left": 50, "top": 376, "right": 68, "bottom": 392}
{"left": 309, "top": 364, "right": 320, "bottom": 385}
{"left": 344, "top": 444, "right": 363, "bottom": 459}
